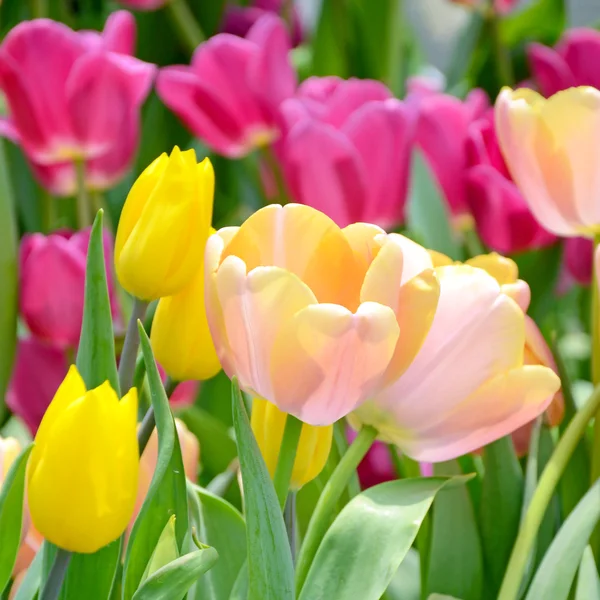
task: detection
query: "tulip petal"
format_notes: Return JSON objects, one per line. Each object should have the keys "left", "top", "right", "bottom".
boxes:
{"left": 527, "top": 42, "right": 575, "bottom": 98}
{"left": 102, "top": 10, "right": 136, "bottom": 55}
{"left": 269, "top": 301, "right": 399, "bottom": 425}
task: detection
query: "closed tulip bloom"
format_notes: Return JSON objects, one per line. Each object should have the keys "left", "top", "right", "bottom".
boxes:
{"left": 0, "top": 11, "right": 155, "bottom": 195}
{"left": 115, "top": 147, "right": 214, "bottom": 300}
{"left": 205, "top": 203, "right": 440, "bottom": 425}
{"left": 252, "top": 398, "right": 332, "bottom": 489}
{"left": 496, "top": 86, "right": 600, "bottom": 237}
{"left": 350, "top": 261, "right": 561, "bottom": 462}
{"left": 27, "top": 366, "right": 139, "bottom": 553}
{"left": 564, "top": 236, "right": 594, "bottom": 286}
{"left": 157, "top": 14, "right": 296, "bottom": 158}
{"left": 281, "top": 77, "right": 414, "bottom": 228}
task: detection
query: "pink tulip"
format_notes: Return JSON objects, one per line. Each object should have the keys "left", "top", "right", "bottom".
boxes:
{"left": 280, "top": 76, "right": 415, "bottom": 228}
{"left": 465, "top": 110, "right": 557, "bottom": 254}
{"left": 413, "top": 89, "right": 489, "bottom": 222}
{"left": 222, "top": 0, "right": 302, "bottom": 47}
{"left": 117, "top": 0, "right": 168, "bottom": 10}
{"left": 0, "top": 11, "right": 155, "bottom": 195}
{"left": 157, "top": 14, "right": 296, "bottom": 158}
{"left": 528, "top": 29, "right": 600, "bottom": 97}
{"left": 357, "top": 440, "right": 396, "bottom": 489}
{"left": 564, "top": 237, "right": 594, "bottom": 286}
{"left": 6, "top": 338, "right": 69, "bottom": 434}
{"left": 19, "top": 228, "right": 121, "bottom": 349}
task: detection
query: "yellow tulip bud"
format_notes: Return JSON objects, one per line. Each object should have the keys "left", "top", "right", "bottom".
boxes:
{"left": 251, "top": 397, "right": 332, "bottom": 490}
{"left": 115, "top": 146, "right": 215, "bottom": 300}
{"left": 150, "top": 230, "right": 221, "bottom": 382}
{"left": 27, "top": 366, "right": 139, "bottom": 554}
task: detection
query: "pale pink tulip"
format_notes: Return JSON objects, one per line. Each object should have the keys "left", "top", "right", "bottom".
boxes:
{"left": 0, "top": 11, "right": 155, "bottom": 195}
{"left": 495, "top": 86, "right": 600, "bottom": 237}
{"left": 205, "top": 204, "right": 440, "bottom": 426}
{"left": 157, "top": 14, "right": 295, "bottom": 157}
{"left": 280, "top": 77, "right": 414, "bottom": 228}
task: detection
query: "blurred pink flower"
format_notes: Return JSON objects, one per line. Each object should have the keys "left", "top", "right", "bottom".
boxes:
{"left": 564, "top": 237, "right": 594, "bottom": 286}
{"left": 280, "top": 76, "right": 415, "bottom": 228}
{"left": 449, "top": 0, "right": 519, "bottom": 14}
{"left": 528, "top": 29, "right": 600, "bottom": 97}
{"left": 170, "top": 380, "right": 200, "bottom": 406}
{"left": 7, "top": 338, "right": 68, "bottom": 434}
{"left": 0, "top": 11, "right": 155, "bottom": 195}
{"left": 357, "top": 440, "right": 396, "bottom": 489}
{"left": 222, "top": 0, "right": 302, "bottom": 47}
{"left": 19, "top": 227, "right": 121, "bottom": 349}
{"left": 412, "top": 89, "right": 488, "bottom": 223}
{"left": 465, "top": 109, "right": 557, "bottom": 254}
{"left": 117, "top": 0, "right": 168, "bottom": 10}
{"left": 157, "top": 14, "right": 295, "bottom": 157}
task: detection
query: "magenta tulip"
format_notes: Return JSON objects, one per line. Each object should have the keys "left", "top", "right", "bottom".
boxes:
{"left": 564, "top": 237, "right": 594, "bottom": 286}
{"left": 0, "top": 11, "right": 155, "bottom": 195}
{"left": 19, "top": 228, "right": 121, "bottom": 349}
{"left": 157, "top": 14, "right": 296, "bottom": 157}
{"left": 280, "top": 76, "right": 415, "bottom": 228}
{"left": 528, "top": 29, "right": 600, "bottom": 97}
{"left": 465, "top": 110, "right": 557, "bottom": 254}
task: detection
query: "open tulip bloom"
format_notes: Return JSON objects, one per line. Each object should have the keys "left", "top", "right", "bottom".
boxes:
{"left": 4, "top": 5, "right": 600, "bottom": 600}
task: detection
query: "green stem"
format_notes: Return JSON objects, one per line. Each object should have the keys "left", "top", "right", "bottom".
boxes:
{"left": 463, "top": 224, "right": 485, "bottom": 258}
{"left": 40, "top": 548, "right": 71, "bottom": 600}
{"left": 498, "top": 384, "right": 600, "bottom": 600}
{"left": 273, "top": 414, "right": 304, "bottom": 508}
{"left": 165, "top": 0, "right": 205, "bottom": 55}
{"left": 30, "top": 0, "right": 48, "bottom": 17}
{"left": 295, "top": 425, "right": 378, "bottom": 594}
{"left": 137, "top": 377, "right": 177, "bottom": 455}
{"left": 284, "top": 491, "right": 297, "bottom": 562}
{"left": 385, "top": 0, "right": 404, "bottom": 97}
{"left": 260, "top": 145, "right": 289, "bottom": 206}
{"left": 118, "top": 299, "right": 149, "bottom": 395}
{"left": 487, "top": 3, "right": 514, "bottom": 87}
{"left": 591, "top": 234, "right": 600, "bottom": 564}
{"left": 74, "top": 159, "right": 91, "bottom": 230}
{"left": 40, "top": 190, "right": 55, "bottom": 233}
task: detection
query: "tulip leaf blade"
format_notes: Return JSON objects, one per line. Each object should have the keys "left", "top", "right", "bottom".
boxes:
{"left": 187, "top": 482, "right": 247, "bottom": 600}
{"left": 525, "top": 476, "right": 600, "bottom": 600}
{"left": 76, "top": 208, "right": 120, "bottom": 394}
{"left": 131, "top": 546, "right": 218, "bottom": 600}
{"left": 298, "top": 477, "right": 458, "bottom": 600}
{"left": 0, "top": 443, "right": 33, "bottom": 594}
{"left": 12, "top": 543, "right": 44, "bottom": 600}
{"left": 231, "top": 377, "right": 295, "bottom": 600}
{"left": 575, "top": 546, "right": 600, "bottom": 600}
{"left": 123, "top": 324, "right": 188, "bottom": 600}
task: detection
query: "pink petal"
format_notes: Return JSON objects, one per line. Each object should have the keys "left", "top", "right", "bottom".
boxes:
{"left": 558, "top": 28, "right": 600, "bottom": 90}
{"left": 102, "top": 10, "right": 136, "bottom": 55}
{"left": 527, "top": 43, "right": 575, "bottom": 97}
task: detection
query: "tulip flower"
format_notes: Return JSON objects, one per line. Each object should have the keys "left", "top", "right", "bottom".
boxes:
{"left": 280, "top": 77, "right": 415, "bottom": 228}
{"left": 7, "top": 338, "right": 68, "bottom": 434}
{"left": 115, "top": 147, "right": 214, "bottom": 300}
{"left": 465, "top": 110, "right": 557, "bottom": 254}
{"left": 0, "top": 11, "right": 155, "bottom": 196}
{"left": 564, "top": 236, "right": 594, "bottom": 286}
{"left": 347, "top": 431, "right": 396, "bottom": 489}
{"left": 252, "top": 398, "right": 332, "bottom": 489}
{"left": 20, "top": 227, "right": 121, "bottom": 349}
{"left": 528, "top": 29, "right": 600, "bottom": 98}
{"left": 349, "top": 253, "right": 561, "bottom": 462}
{"left": 412, "top": 89, "right": 489, "bottom": 224}
{"left": 28, "top": 366, "right": 139, "bottom": 553}
{"left": 157, "top": 14, "right": 296, "bottom": 157}
{"left": 496, "top": 86, "right": 600, "bottom": 237}
{"left": 205, "top": 203, "right": 440, "bottom": 425}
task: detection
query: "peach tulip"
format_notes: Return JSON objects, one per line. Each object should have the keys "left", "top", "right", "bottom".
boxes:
{"left": 205, "top": 203, "right": 440, "bottom": 426}
{"left": 495, "top": 86, "right": 600, "bottom": 237}
{"left": 350, "top": 248, "right": 561, "bottom": 462}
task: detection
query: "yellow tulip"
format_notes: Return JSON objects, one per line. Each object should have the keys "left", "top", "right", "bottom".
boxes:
{"left": 251, "top": 397, "right": 332, "bottom": 489}
{"left": 115, "top": 146, "right": 215, "bottom": 300}
{"left": 27, "top": 366, "right": 139, "bottom": 554}
{"left": 151, "top": 230, "right": 221, "bottom": 382}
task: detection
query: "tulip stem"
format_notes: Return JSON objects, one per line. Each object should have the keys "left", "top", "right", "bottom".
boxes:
{"left": 138, "top": 377, "right": 176, "bottom": 455}
{"left": 295, "top": 425, "right": 378, "bottom": 594}
{"left": 74, "top": 159, "right": 91, "bottom": 230}
{"left": 497, "top": 383, "right": 600, "bottom": 600}
{"left": 118, "top": 299, "right": 149, "bottom": 396}
{"left": 40, "top": 548, "right": 71, "bottom": 600}
{"left": 284, "top": 491, "right": 297, "bottom": 562}
{"left": 591, "top": 234, "right": 600, "bottom": 564}
{"left": 165, "top": 0, "right": 205, "bottom": 54}
{"left": 29, "top": 0, "right": 48, "bottom": 17}
{"left": 273, "top": 414, "right": 303, "bottom": 509}
{"left": 260, "top": 145, "right": 289, "bottom": 206}
{"left": 487, "top": 2, "right": 514, "bottom": 87}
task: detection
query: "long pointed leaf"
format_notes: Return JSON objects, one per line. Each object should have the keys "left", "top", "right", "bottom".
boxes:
{"left": 575, "top": 546, "right": 600, "bottom": 600}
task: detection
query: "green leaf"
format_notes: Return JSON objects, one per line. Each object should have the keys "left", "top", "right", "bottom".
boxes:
{"left": 525, "top": 477, "right": 600, "bottom": 600}
{"left": 385, "top": 548, "right": 421, "bottom": 600}
{"left": 299, "top": 477, "right": 463, "bottom": 600}
{"left": 425, "top": 461, "right": 483, "bottom": 600}
{"left": 500, "top": 0, "right": 565, "bottom": 48}
{"left": 311, "top": 0, "right": 350, "bottom": 77}
{"left": 132, "top": 546, "right": 218, "bottom": 600}
{"left": 0, "top": 444, "right": 33, "bottom": 593}
{"left": 142, "top": 516, "right": 179, "bottom": 582}
{"left": 479, "top": 436, "right": 523, "bottom": 595}
{"left": 187, "top": 483, "right": 246, "bottom": 600}
{"left": 445, "top": 13, "right": 485, "bottom": 90}
{"left": 0, "top": 139, "right": 18, "bottom": 424}
{"left": 231, "top": 378, "right": 294, "bottom": 600}
{"left": 575, "top": 546, "right": 600, "bottom": 600}
{"left": 12, "top": 545, "right": 43, "bottom": 600}
{"left": 123, "top": 325, "right": 188, "bottom": 600}
{"left": 228, "top": 562, "right": 248, "bottom": 600}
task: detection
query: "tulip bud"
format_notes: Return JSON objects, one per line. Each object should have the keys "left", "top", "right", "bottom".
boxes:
{"left": 251, "top": 397, "right": 332, "bottom": 489}
{"left": 115, "top": 147, "right": 215, "bottom": 300}
{"left": 27, "top": 366, "right": 139, "bottom": 553}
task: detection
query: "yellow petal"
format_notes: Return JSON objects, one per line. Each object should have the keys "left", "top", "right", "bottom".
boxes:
{"left": 466, "top": 253, "right": 519, "bottom": 285}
